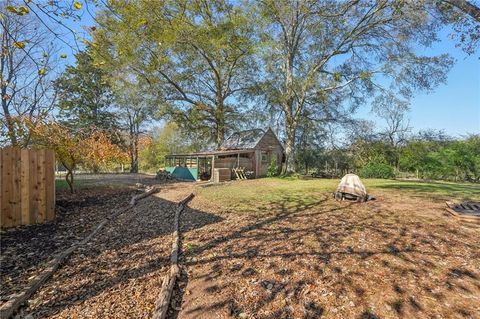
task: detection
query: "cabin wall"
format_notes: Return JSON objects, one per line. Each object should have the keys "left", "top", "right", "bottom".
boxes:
{"left": 214, "top": 157, "right": 253, "bottom": 170}
{"left": 255, "top": 129, "right": 284, "bottom": 177}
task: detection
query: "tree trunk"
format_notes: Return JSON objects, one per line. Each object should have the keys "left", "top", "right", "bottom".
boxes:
{"left": 129, "top": 120, "right": 139, "bottom": 173}
{"left": 283, "top": 117, "right": 297, "bottom": 174}
{"left": 65, "top": 170, "right": 74, "bottom": 193}
{"left": 216, "top": 97, "right": 225, "bottom": 148}
{"left": 130, "top": 136, "right": 139, "bottom": 173}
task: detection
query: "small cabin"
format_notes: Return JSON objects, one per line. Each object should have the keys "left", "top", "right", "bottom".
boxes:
{"left": 165, "top": 128, "right": 284, "bottom": 181}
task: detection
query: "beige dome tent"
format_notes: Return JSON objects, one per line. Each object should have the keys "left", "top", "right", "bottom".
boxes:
{"left": 333, "top": 174, "right": 372, "bottom": 202}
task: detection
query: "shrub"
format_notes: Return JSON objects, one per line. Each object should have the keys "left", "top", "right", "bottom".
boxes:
{"left": 359, "top": 162, "right": 395, "bottom": 179}
{"left": 267, "top": 156, "right": 279, "bottom": 177}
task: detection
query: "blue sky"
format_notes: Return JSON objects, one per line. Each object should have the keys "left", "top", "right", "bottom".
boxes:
{"left": 359, "top": 28, "right": 479, "bottom": 137}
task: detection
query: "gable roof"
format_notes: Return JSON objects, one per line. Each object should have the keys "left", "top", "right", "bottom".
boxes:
{"left": 220, "top": 128, "right": 265, "bottom": 150}
{"left": 220, "top": 128, "right": 284, "bottom": 151}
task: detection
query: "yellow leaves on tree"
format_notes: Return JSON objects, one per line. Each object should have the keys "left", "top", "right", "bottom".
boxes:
{"left": 31, "top": 120, "right": 128, "bottom": 192}
{"left": 31, "top": 121, "right": 82, "bottom": 192}
{"left": 138, "top": 135, "right": 153, "bottom": 151}
{"left": 73, "top": 2, "right": 82, "bottom": 10}
{"left": 82, "top": 129, "right": 128, "bottom": 172}
{"left": 13, "top": 42, "right": 26, "bottom": 49}
{"left": 6, "top": 6, "right": 29, "bottom": 15}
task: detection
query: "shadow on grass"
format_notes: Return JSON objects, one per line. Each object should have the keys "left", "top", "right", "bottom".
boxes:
{"left": 178, "top": 190, "right": 480, "bottom": 318}
{"left": 373, "top": 180, "right": 480, "bottom": 201}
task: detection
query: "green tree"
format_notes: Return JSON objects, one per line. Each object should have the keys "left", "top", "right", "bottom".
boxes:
{"left": 54, "top": 49, "right": 119, "bottom": 136}
{"left": 112, "top": 75, "right": 156, "bottom": 173}
{"left": 257, "top": 0, "right": 453, "bottom": 173}
{"left": 139, "top": 122, "right": 200, "bottom": 171}
{"left": 93, "top": 0, "right": 258, "bottom": 147}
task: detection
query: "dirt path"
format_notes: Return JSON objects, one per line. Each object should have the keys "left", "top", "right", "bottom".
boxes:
{"left": 0, "top": 188, "right": 136, "bottom": 301}
{"left": 17, "top": 181, "right": 202, "bottom": 318}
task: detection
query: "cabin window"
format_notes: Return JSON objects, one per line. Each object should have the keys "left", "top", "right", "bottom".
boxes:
{"left": 261, "top": 151, "right": 269, "bottom": 163}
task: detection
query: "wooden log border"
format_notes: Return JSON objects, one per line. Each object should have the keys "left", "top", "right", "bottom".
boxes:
{"left": 0, "top": 186, "right": 161, "bottom": 319}
{"left": 445, "top": 207, "right": 480, "bottom": 224}
{"left": 152, "top": 193, "right": 195, "bottom": 319}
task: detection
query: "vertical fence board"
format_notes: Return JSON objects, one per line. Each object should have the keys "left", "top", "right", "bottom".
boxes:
{"left": 45, "top": 150, "right": 55, "bottom": 221}
{"left": 21, "top": 149, "right": 31, "bottom": 225}
{"left": 30, "top": 150, "right": 39, "bottom": 223}
{"left": 37, "top": 150, "right": 47, "bottom": 222}
{"left": 12, "top": 148, "right": 22, "bottom": 225}
{"left": 2, "top": 147, "right": 13, "bottom": 227}
{"left": 1, "top": 148, "right": 7, "bottom": 227}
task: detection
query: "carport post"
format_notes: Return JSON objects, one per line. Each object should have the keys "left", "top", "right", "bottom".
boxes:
{"left": 211, "top": 155, "right": 215, "bottom": 181}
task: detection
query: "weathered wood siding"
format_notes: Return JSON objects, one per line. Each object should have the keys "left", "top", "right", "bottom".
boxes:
{"left": 254, "top": 128, "right": 284, "bottom": 177}
{"left": 214, "top": 157, "right": 253, "bottom": 170}
{"left": 1, "top": 147, "right": 55, "bottom": 228}
{"left": 213, "top": 168, "right": 232, "bottom": 183}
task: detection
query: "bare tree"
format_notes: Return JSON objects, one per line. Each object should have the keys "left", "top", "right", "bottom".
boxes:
{"left": 372, "top": 95, "right": 412, "bottom": 170}
{"left": 373, "top": 96, "right": 411, "bottom": 148}
{"left": 1, "top": 1, "right": 58, "bottom": 147}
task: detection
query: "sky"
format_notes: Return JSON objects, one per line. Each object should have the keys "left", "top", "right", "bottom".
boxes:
{"left": 357, "top": 28, "right": 480, "bottom": 137}
{"left": 54, "top": 5, "right": 479, "bottom": 138}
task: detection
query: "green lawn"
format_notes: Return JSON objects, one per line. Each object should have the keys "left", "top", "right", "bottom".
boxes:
{"left": 55, "top": 178, "right": 87, "bottom": 191}
{"left": 196, "top": 178, "right": 479, "bottom": 213}
{"left": 366, "top": 179, "right": 480, "bottom": 201}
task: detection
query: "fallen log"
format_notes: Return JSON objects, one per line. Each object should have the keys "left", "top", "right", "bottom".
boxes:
{"left": 0, "top": 187, "right": 160, "bottom": 319}
{"left": 130, "top": 186, "right": 161, "bottom": 206}
{"left": 152, "top": 193, "right": 195, "bottom": 319}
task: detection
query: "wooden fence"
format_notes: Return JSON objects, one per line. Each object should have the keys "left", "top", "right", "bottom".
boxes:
{"left": 1, "top": 147, "right": 55, "bottom": 228}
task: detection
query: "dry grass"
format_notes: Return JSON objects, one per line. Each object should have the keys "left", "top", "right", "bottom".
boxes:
{"left": 177, "top": 178, "right": 480, "bottom": 319}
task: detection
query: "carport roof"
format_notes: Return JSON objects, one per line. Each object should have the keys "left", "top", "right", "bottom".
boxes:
{"left": 165, "top": 149, "right": 255, "bottom": 157}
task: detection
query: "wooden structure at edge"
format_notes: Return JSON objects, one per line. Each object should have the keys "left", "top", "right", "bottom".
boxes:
{"left": 165, "top": 128, "right": 284, "bottom": 181}
{"left": 1, "top": 147, "right": 55, "bottom": 228}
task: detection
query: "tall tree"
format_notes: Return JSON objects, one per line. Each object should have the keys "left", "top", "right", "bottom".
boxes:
{"left": 112, "top": 75, "right": 155, "bottom": 173}
{"left": 54, "top": 49, "right": 119, "bottom": 136}
{"left": 1, "top": 1, "right": 57, "bottom": 147}
{"left": 93, "top": 0, "right": 259, "bottom": 147}
{"left": 372, "top": 95, "right": 411, "bottom": 170}
{"left": 258, "top": 0, "right": 453, "bottom": 173}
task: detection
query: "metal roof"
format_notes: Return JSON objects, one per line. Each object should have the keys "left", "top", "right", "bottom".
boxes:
{"left": 165, "top": 149, "right": 255, "bottom": 157}
{"left": 220, "top": 128, "right": 265, "bottom": 150}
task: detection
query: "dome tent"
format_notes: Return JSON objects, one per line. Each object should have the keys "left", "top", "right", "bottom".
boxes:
{"left": 333, "top": 174, "right": 373, "bottom": 202}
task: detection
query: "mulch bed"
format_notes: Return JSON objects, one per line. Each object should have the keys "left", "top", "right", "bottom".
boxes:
{"left": 0, "top": 187, "right": 136, "bottom": 302}
{"left": 17, "top": 193, "right": 179, "bottom": 318}
{"left": 176, "top": 191, "right": 480, "bottom": 319}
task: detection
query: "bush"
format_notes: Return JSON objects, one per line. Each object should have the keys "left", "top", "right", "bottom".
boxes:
{"left": 267, "top": 156, "right": 279, "bottom": 177}
{"left": 359, "top": 162, "right": 395, "bottom": 179}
